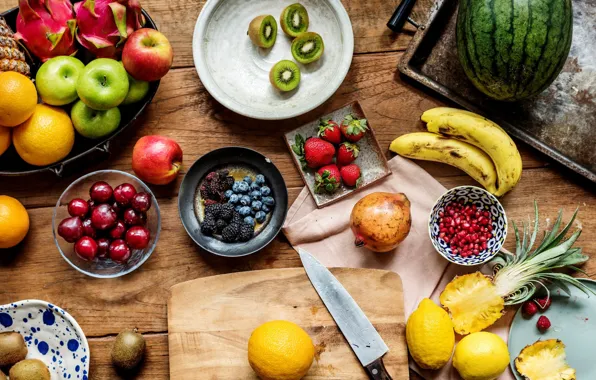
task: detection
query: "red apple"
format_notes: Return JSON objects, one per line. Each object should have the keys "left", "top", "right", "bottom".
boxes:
{"left": 122, "top": 28, "right": 173, "bottom": 82}
{"left": 132, "top": 135, "right": 183, "bottom": 185}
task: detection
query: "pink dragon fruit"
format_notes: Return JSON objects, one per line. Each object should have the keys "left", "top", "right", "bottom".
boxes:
{"left": 74, "top": 0, "right": 145, "bottom": 59}
{"left": 14, "top": 0, "right": 77, "bottom": 61}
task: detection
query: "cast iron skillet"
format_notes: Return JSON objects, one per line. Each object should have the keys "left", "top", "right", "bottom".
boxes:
{"left": 178, "top": 147, "right": 289, "bottom": 258}
{"left": 0, "top": 6, "right": 159, "bottom": 177}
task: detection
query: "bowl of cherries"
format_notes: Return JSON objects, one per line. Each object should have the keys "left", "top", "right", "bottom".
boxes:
{"left": 53, "top": 170, "right": 161, "bottom": 278}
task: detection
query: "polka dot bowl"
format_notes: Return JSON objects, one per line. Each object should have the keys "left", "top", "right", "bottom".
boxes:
{"left": 429, "top": 186, "right": 507, "bottom": 266}
{"left": 0, "top": 300, "right": 89, "bottom": 379}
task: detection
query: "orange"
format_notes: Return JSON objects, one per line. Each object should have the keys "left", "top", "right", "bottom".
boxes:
{"left": 0, "top": 195, "right": 29, "bottom": 249}
{"left": 12, "top": 104, "right": 75, "bottom": 166}
{"left": 0, "top": 127, "right": 10, "bottom": 156}
{"left": 0, "top": 72, "right": 38, "bottom": 127}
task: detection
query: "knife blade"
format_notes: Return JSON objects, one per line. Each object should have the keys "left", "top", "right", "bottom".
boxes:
{"left": 299, "top": 248, "right": 392, "bottom": 380}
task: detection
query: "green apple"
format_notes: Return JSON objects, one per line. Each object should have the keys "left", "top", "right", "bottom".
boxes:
{"left": 71, "top": 100, "right": 121, "bottom": 139}
{"left": 122, "top": 74, "right": 150, "bottom": 105}
{"left": 36, "top": 56, "right": 85, "bottom": 106}
{"left": 76, "top": 58, "right": 129, "bottom": 110}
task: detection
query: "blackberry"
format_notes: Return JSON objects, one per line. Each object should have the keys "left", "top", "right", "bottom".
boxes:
{"left": 205, "top": 203, "right": 223, "bottom": 218}
{"left": 204, "top": 199, "right": 219, "bottom": 206}
{"left": 238, "top": 223, "right": 254, "bottom": 242}
{"left": 215, "top": 219, "right": 227, "bottom": 234}
{"left": 220, "top": 203, "right": 235, "bottom": 221}
{"left": 224, "top": 176, "right": 234, "bottom": 189}
{"left": 200, "top": 216, "right": 217, "bottom": 235}
{"left": 221, "top": 223, "right": 240, "bottom": 243}
{"left": 205, "top": 172, "right": 218, "bottom": 181}
{"left": 231, "top": 211, "right": 243, "bottom": 225}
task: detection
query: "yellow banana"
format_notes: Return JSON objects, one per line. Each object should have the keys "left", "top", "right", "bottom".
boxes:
{"left": 421, "top": 107, "right": 507, "bottom": 134}
{"left": 424, "top": 113, "right": 522, "bottom": 196}
{"left": 390, "top": 132, "right": 498, "bottom": 194}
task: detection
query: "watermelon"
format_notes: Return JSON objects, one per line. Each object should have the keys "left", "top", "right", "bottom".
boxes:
{"left": 456, "top": 0, "right": 573, "bottom": 101}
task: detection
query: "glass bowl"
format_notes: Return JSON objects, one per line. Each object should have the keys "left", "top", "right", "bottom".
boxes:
{"left": 52, "top": 170, "right": 161, "bottom": 278}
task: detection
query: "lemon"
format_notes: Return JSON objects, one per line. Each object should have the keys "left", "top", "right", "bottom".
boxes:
{"left": 453, "top": 332, "right": 509, "bottom": 380}
{"left": 12, "top": 104, "right": 75, "bottom": 166}
{"left": 0, "top": 127, "right": 10, "bottom": 156}
{"left": 0, "top": 72, "right": 37, "bottom": 127}
{"left": 248, "top": 320, "right": 315, "bottom": 380}
{"left": 0, "top": 195, "right": 30, "bottom": 249}
{"left": 406, "top": 298, "right": 455, "bottom": 369}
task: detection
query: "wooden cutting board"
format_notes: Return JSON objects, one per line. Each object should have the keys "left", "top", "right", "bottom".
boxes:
{"left": 168, "top": 267, "right": 408, "bottom": 379}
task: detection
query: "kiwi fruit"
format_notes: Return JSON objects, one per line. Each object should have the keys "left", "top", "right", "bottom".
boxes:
{"left": 280, "top": 3, "right": 309, "bottom": 37}
{"left": 269, "top": 60, "right": 301, "bottom": 92}
{"left": 291, "top": 32, "right": 324, "bottom": 64}
{"left": 0, "top": 332, "right": 27, "bottom": 367}
{"left": 248, "top": 15, "right": 278, "bottom": 48}
{"left": 9, "top": 359, "right": 50, "bottom": 380}
{"left": 111, "top": 329, "right": 146, "bottom": 370}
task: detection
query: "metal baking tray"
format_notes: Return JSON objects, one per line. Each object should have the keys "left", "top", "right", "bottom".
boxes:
{"left": 398, "top": 0, "right": 596, "bottom": 182}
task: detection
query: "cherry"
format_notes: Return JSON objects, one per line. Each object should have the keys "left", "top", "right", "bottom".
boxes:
{"left": 123, "top": 208, "right": 146, "bottom": 226}
{"left": 111, "top": 201, "right": 123, "bottom": 216}
{"left": 81, "top": 218, "right": 97, "bottom": 238}
{"left": 113, "top": 183, "right": 137, "bottom": 206}
{"left": 89, "top": 181, "right": 113, "bottom": 203}
{"left": 91, "top": 204, "right": 118, "bottom": 230}
{"left": 67, "top": 198, "right": 89, "bottom": 218}
{"left": 126, "top": 226, "right": 151, "bottom": 250}
{"left": 74, "top": 236, "right": 98, "bottom": 261}
{"left": 109, "top": 239, "right": 131, "bottom": 263}
{"left": 109, "top": 220, "right": 127, "bottom": 239}
{"left": 96, "top": 238, "right": 111, "bottom": 259}
{"left": 57, "top": 217, "right": 83, "bottom": 243}
{"left": 131, "top": 192, "right": 151, "bottom": 212}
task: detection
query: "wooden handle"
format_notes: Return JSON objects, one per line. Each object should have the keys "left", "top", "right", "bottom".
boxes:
{"left": 365, "top": 357, "right": 392, "bottom": 380}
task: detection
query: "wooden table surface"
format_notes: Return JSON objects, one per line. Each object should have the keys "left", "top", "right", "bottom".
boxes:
{"left": 1, "top": 0, "right": 595, "bottom": 379}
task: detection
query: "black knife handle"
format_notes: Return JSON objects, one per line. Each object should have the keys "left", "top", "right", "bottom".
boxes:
{"left": 387, "top": 0, "right": 418, "bottom": 32}
{"left": 365, "top": 357, "right": 392, "bottom": 380}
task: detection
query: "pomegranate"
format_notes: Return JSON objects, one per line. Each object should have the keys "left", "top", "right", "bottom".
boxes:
{"left": 350, "top": 192, "right": 411, "bottom": 252}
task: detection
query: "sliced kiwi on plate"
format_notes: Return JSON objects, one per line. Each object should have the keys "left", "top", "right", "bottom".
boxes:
{"left": 269, "top": 60, "right": 301, "bottom": 92}
{"left": 248, "top": 15, "right": 277, "bottom": 48}
{"left": 291, "top": 32, "right": 324, "bottom": 64}
{"left": 280, "top": 3, "right": 309, "bottom": 37}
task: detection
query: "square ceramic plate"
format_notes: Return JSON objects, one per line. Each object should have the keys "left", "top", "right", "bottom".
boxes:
{"left": 284, "top": 101, "right": 391, "bottom": 208}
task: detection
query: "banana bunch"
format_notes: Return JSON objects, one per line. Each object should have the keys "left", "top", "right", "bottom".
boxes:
{"left": 390, "top": 107, "right": 522, "bottom": 196}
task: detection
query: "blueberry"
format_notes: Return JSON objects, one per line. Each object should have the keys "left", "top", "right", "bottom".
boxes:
{"left": 262, "top": 196, "right": 275, "bottom": 206}
{"left": 261, "top": 205, "right": 270, "bottom": 213}
{"left": 255, "top": 211, "right": 267, "bottom": 223}
{"left": 255, "top": 174, "right": 266, "bottom": 185}
{"left": 232, "top": 181, "right": 242, "bottom": 193}
{"left": 235, "top": 205, "right": 242, "bottom": 212}
{"left": 251, "top": 209, "right": 257, "bottom": 216}
{"left": 260, "top": 186, "right": 271, "bottom": 197}
{"left": 240, "top": 195, "right": 251, "bottom": 206}
{"left": 244, "top": 216, "right": 255, "bottom": 227}
{"left": 228, "top": 194, "right": 240, "bottom": 204}
{"left": 251, "top": 200, "right": 262, "bottom": 211}
{"left": 243, "top": 176, "right": 252, "bottom": 184}
{"left": 238, "top": 206, "right": 251, "bottom": 216}
{"left": 237, "top": 181, "right": 249, "bottom": 193}
{"left": 224, "top": 190, "right": 234, "bottom": 199}
{"left": 250, "top": 182, "right": 261, "bottom": 191}
{"left": 250, "top": 190, "right": 261, "bottom": 200}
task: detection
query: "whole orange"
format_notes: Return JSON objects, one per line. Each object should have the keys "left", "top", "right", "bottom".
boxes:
{"left": 0, "top": 127, "right": 10, "bottom": 156}
{"left": 0, "top": 72, "right": 37, "bottom": 127}
{"left": 0, "top": 195, "right": 30, "bottom": 249}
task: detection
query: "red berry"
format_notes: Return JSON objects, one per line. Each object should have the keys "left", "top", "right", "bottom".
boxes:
{"left": 339, "top": 164, "right": 361, "bottom": 187}
{"left": 109, "top": 239, "right": 131, "bottom": 263}
{"left": 317, "top": 119, "right": 341, "bottom": 145}
{"left": 89, "top": 181, "right": 113, "bottom": 203}
{"left": 126, "top": 226, "right": 151, "bottom": 250}
{"left": 314, "top": 164, "right": 341, "bottom": 194}
{"left": 534, "top": 297, "right": 552, "bottom": 311}
{"left": 522, "top": 301, "right": 539, "bottom": 317}
{"left": 109, "top": 220, "right": 127, "bottom": 240}
{"left": 57, "top": 217, "right": 83, "bottom": 243}
{"left": 131, "top": 192, "right": 152, "bottom": 212}
{"left": 67, "top": 198, "right": 89, "bottom": 218}
{"left": 96, "top": 238, "right": 110, "bottom": 259}
{"left": 81, "top": 218, "right": 96, "bottom": 238}
{"left": 536, "top": 315, "right": 551, "bottom": 331}
{"left": 123, "top": 208, "right": 146, "bottom": 226}
{"left": 91, "top": 204, "right": 118, "bottom": 230}
{"left": 74, "top": 236, "right": 98, "bottom": 261}
{"left": 113, "top": 183, "right": 137, "bottom": 206}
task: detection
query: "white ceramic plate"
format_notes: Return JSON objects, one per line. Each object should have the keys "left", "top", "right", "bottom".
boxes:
{"left": 193, "top": 0, "right": 354, "bottom": 120}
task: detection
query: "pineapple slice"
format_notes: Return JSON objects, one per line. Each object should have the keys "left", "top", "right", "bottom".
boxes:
{"left": 515, "top": 339, "right": 576, "bottom": 380}
{"left": 439, "top": 272, "right": 504, "bottom": 335}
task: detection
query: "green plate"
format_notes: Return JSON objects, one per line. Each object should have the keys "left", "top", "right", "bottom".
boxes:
{"left": 509, "top": 279, "right": 596, "bottom": 378}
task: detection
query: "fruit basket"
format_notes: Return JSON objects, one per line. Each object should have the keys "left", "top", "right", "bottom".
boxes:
{"left": 0, "top": 6, "right": 160, "bottom": 177}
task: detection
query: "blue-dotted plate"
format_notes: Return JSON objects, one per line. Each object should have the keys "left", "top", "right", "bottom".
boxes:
{"left": 428, "top": 186, "right": 507, "bottom": 266}
{"left": 0, "top": 300, "right": 89, "bottom": 380}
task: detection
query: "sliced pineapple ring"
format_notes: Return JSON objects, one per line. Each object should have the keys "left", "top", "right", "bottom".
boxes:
{"left": 515, "top": 339, "right": 576, "bottom": 380}
{"left": 439, "top": 272, "right": 504, "bottom": 335}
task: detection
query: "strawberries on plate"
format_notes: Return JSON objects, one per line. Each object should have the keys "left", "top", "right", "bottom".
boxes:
{"left": 340, "top": 114, "right": 368, "bottom": 142}
{"left": 314, "top": 164, "right": 341, "bottom": 193}
{"left": 337, "top": 142, "right": 359, "bottom": 166}
{"left": 317, "top": 118, "right": 341, "bottom": 144}
{"left": 292, "top": 134, "right": 335, "bottom": 169}
{"left": 340, "top": 164, "right": 361, "bottom": 187}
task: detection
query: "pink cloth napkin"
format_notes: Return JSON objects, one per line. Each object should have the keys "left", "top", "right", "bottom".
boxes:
{"left": 282, "top": 155, "right": 515, "bottom": 379}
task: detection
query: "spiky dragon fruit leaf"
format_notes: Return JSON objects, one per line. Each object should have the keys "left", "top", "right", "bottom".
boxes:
{"left": 108, "top": 2, "right": 128, "bottom": 38}
{"left": 82, "top": 0, "right": 99, "bottom": 17}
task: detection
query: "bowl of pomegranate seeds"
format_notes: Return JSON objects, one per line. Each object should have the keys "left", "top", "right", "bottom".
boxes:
{"left": 52, "top": 170, "right": 161, "bottom": 278}
{"left": 429, "top": 186, "right": 507, "bottom": 266}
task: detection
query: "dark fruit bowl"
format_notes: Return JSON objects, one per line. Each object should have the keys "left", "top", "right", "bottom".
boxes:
{"left": 0, "top": 6, "right": 159, "bottom": 176}
{"left": 178, "top": 147, "right": 288, "bottom": 257}
{"left": 52, "top": 170, "right": 161, "bottom": 278}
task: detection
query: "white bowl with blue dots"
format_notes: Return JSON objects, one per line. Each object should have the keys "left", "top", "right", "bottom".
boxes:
{"left": 0, "top": 300, "right": 89, "bottom": 379}
{"left": 428, "top": 186, "right": 507, "bottom": 266}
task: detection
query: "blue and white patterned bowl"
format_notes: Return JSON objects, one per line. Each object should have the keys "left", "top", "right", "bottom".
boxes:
{"left": 0, "top": 300, "right": 89, "bottom": 379}
{"left": 429, "top": 186, "right": 507, "bottom": 266}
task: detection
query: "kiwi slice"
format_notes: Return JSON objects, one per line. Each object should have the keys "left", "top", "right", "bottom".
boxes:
{"left": 280, "top": 3, "right": 309, "bottom": 37}
{"left": 248, "top": 15, "right": 278, "bottom": 48}
{"left": 291, "top": 32, "right": 324, "bottom": 64}
{"left": 269, "top": 60, "right": 301, "bottom": 92}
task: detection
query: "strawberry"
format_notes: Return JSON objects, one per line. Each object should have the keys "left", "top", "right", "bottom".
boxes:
{"left": 337, "top": 142, "right": 360, "bottom": 166}
{"left": 317, "top": 118, "right": 341, "bottom": 144}
{"left": 314, "top": 164, "right": 341, "bottom": 193}
{"left": 536, "top": 315, "right": 551, "bottom": 331}
{"left": 291, "top": 134, "right": 335, "bottom": 169}
{"left": 340, "top": 164, "right": 361, "bottom": 187}
{"left": 340, "top": 114, "right": 368, "bottom": 142}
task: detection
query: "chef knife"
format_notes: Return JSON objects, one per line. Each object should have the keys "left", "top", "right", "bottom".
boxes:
{"left": 299, "top": 248, "right": 392, "bottom": 380}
